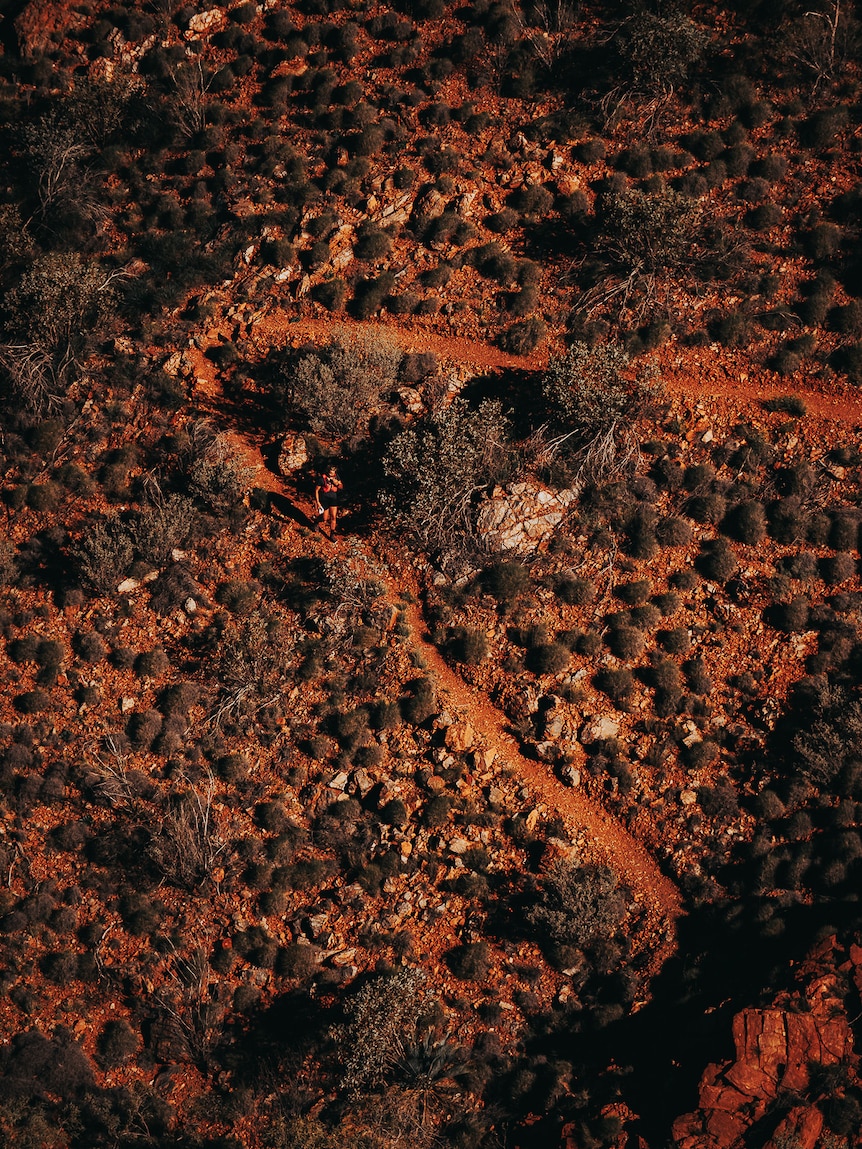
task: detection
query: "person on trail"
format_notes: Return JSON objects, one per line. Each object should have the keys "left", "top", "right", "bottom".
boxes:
{"left": 314, "top": 465, "right": 343, "bottom": 536}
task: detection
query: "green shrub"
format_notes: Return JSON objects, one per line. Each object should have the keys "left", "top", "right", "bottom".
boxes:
{"left": 526, "top": 861, "right": 626, "bottom": 947}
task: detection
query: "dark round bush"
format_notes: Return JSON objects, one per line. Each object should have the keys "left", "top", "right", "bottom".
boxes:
{"left": 498, "top": 318, "right": 546, "bottom": 355}
{"left": 526, "top": 642, "right": 570, "bottom": 674}
{"left": 658, "top": 628, "right": 690, "bottom": 654}
{"left": 482, "top": 560, "right": 528, "bottom": 604}
{"left": 820, "top": 553, "right": 856, "bottom": 585}
{"left": 656, "top": 517, "right": 692, "bottom": 547}
{"left": 606, "top": 628, "right": 644, "bottom": 660}
{"left": 97, "top": 1019, "right": 138, "bottom": 1068}
{"left": 722, "top": 500, "right": 766, "bottom": 544}
{"left": 74, "top": 631, "right": 107, "bottom": 663}
{"left": 683, "top": 739, "right": 720, "bottom": 771}
{"left": 615, "top": 579, "right": 652, "bottom": 606}
{"left": 554, "top": 576, "right": 594, "bottom": 606}
{"left": 697, "top": 538, "right": 739, "bottom": 582}
{"left": 595, "top": 667, "right": 636, "bottom": 702}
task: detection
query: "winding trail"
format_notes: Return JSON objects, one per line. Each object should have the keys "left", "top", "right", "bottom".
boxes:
{"left": 185, "top": 327, "right": 684, "bottom": 969}
{"left": 388, "top": 564, "right": 683, "bottom": 943}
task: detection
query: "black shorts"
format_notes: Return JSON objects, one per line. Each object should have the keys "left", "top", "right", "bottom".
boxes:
{"left": 319, "top": 492, "right": 339, "bottom": 509}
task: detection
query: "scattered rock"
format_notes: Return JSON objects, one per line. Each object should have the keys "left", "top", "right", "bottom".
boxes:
{"left": 559, "top": 764, "right": 580, "bottom": 787}
{"left": 445, "top": 721, "right": 474, "bottom": 752}
{"left": 187, "top": 8, "right": 226, "bottom": 35}
{"left": 117, "top": 578, "right": 141, "bottom": 594}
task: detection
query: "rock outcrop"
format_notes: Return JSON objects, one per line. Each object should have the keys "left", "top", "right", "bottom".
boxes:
{"left": 477, "top": 481, "right": 578, "bottom": 555}
{"left": 672, "top": 936, "right": 860, "bottom": 1149}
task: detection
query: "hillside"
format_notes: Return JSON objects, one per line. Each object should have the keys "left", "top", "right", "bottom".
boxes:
{"left": 1, "top": 1, "right": 862, "bottom": 1147}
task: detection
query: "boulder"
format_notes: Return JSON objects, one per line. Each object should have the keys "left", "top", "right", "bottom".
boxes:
{"left": 579, "top": 716, "right": 619, "bottom": 745}
{"left": 277, "top": 433, "right": 308, "bottom": 476}
{"left": 476, "top": 481, "right": 578, "bottom": 555}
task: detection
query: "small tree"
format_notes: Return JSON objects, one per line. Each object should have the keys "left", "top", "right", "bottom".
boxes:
{"left": 527, "top": 861, "right": 627, "bottom": 948}
{"left": 279, "top": 334, "right": 401, "bottom": 438}
{"left": 381, "top": 397, "right": 512, "bottom": 562}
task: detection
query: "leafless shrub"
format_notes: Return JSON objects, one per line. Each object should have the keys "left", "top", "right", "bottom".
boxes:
{"left": 147, "top": 773, "right": 227, "bottom": 891}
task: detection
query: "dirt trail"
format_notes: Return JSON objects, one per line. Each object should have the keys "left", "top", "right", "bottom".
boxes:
{"left": 228, "top": 308, "right": 862, "bottom": 426}
{"left": 390, "top": 570, "right": 683, "bottom": 943}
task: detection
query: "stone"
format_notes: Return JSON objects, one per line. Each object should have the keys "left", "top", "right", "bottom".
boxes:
{"left": 184, "top": 597, "right": 197, "bottom": 614}
{"left": 277, "top": 432, "right": 308, "bottom": 475}
{"left": 120, "top": 697, "right": 135, "bottom": 714}
{"left": 117, "top": 578, "right": 141, "bottom": 593}
{"left": 162, "top": 351, "right": 182, "bottom": 377}
{"left": 449, "top": 838, "right": 470, "bottom": 855}
{"left": 477, "top": 481, "right": 579, "bottom": 555}
{"left": 445, "top": 721, "right": 474, "bottom": 752}
{"left": 328, "top": 771, "right": 349, "bottom": 791}
{"left": 397, "top": 386, "right": 424, "bottom": 414}
{"left": 188, "top": 8, "right": 226, "bottom": 34}
{"left": 681, "top": 789, "right": 697, "bottom": 806}
{"left": 543, "top": 713, "right": 564, "bottom": 739}
{"left": 559, "top": 764, "right": 580, "bottom": 787}
{"left": 534, "top": 741, "right": 558, "bottom": 763}
{"left": 351, "top": 768, "right": 375, "bottom": 798}
{"left": 579, "top": 716, "right": 619, "bottom": 745}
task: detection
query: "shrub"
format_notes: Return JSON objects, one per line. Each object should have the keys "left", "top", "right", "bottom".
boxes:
{"left": 606, "top": 628, "right": 644, "bottom": 659}
{"left": 683, "top": 657, "right": 712, "bottom": 694}
{"left": 482, "top": 560, "right": 528, "bottom": 604}
{"left": 527, "top": 861, "right": 627, "bottom": 948}
{"left": 447, "top": 941, "right": 491, "bottom": 980}
{"left": 15, "top": 690, "right": 53, "bottom": 714}
{"left": 279, "top": 334, "right": 400, "bottom": 437}
{"left": 97, "top": 1019, "right": 138, "bottom": 1068}
{"left": 683, "top": 739, "right": 720, "bottom": 771}
{"left": 615, "top": 579, "right": 652, "bottom": 606}
{"left": 696, "top": 538, "right": 739, "bottom": 582}
{"left": 722, "top": 500, "right": 767, "bottom": 544}
{"left": 354, "top": 224, "right": 392, "bottom": 261}
{"left": 656, "top": 516, "right": 692, "bottom": 546}
{"left": 311, "top": 278, "right": 347, "bottom": 311}
{"left": 134, "top": 647, "right": 169, "bottom": 679}
{"left": 498, "top": 318, "right": 546, "bottom": 355}
{"left": 215, "top": 580, "right": 259, "bottom": 615}
{"left": 74, "top": 631, "right": 107, "bottom": 663}
{"left": 447, "top": 627, "right": 489, "bottom": 665}
{"left": 352, "top": 271, "right": 397, "bottom": 319}
{"left": 821, "top": 553, "right": 856, "bottom": 585}
{"left": 595, "top": 667, "right": 635, "bottom": 702}
{"left": 555, "top": 576, "right": 595, "bottom": 605}
{"left": 658, "top": 628, "right": 690, "bottom": 654}
{"left": 526, "top": 642, "right": 570, "bottom": 674}
{"left": 276, "top": 943, "right": 320, "bottom": 980}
